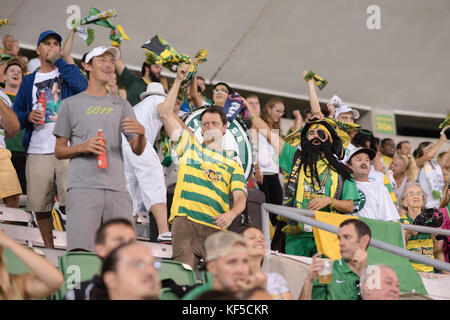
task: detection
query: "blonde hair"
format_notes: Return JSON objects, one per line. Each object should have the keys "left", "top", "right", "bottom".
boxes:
{"left": 261, "top": 98, "right": 284, "bottom": 131}
{"left": 440, "top": 181, "right": 450, "bottom": 209}
{"left": 396, "top": 154, "right": 419, "bottom": 183}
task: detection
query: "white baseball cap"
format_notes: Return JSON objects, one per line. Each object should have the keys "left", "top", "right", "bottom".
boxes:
{"left": 85, "top": 46, "right": 120, "bottom": 64}
{"left": 335, "top": 105, "right": 360, "bottom": 120}
{"left": 140, "top": 82, "right": 167, "bottom": 100}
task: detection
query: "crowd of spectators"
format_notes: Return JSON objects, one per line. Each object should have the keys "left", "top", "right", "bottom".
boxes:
{"left": 0, "top": 23, "right": 449, "bottom": 301}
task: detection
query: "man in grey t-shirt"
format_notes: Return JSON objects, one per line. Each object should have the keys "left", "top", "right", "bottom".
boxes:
{"left": 53, "top": 46, "right": 146, "bottom": 251}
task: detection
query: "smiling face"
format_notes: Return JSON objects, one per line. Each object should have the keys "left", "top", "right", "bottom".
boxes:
{"left": 307, "top": 126, "right": 329, "bottom": 146}
{"left": 86, "top": 52, "right": 116, "bottom": 85}
{"left": 402, "top": 184, "right": 424, "bottom": 211}
{"left": 4, "top": 64, "right": 23, "bottom": 89}
{"left": 212, "top": 84, "right": 230, "bottom": 107}
{"left": 242, "top": 228, "right": 266, "bottom": 257}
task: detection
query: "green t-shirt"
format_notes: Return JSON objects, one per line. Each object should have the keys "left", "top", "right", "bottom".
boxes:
{"left": 117, "top": 67, "right": 148, "bottom": 107}
{"left": 182, "top": 281, "right": 213, "bottom": 300}
{"left": 312, "top": 259, "right": 360, "bottom": 300}
{"left": 1, "top": 91, "right": 25, "bottom": 152}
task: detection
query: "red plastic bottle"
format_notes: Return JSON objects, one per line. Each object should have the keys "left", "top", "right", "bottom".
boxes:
{"left": 97, "top": 129, "right": 107, "bottom": 168}
{"left": 36, "top": 91, "right": 46, "bottom": 124}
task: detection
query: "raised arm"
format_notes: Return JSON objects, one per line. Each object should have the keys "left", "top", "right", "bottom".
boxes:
{"left": 62, "top": 29, "right": 76, "bottom": 65}
{"left": 292, "top": 109, "right": 304, "bottom": 132}
{"left": 111, "top": 30, "right": 126, "bottom": 76}
{"left": 190, "top": 75, "right": 203, "bottom": 109}
{"left": 243, "top": 97, "right": 285, "bottom": 156}
{"left": 0, "top": 99, "right": 20, "bottom": 138}
{"left": 301, "top": 70, "right": 323, "bottom": 119}
{"left": 415, "top": 128, "right": 448, "bottom": 168}
{"left": 0, "top": 231, "right": 63, "bottom": 299}
{"left": 158, "top": 63, "right": 189, "bottom": 140}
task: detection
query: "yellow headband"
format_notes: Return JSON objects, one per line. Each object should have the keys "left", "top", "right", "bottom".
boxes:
{"left": 308, "top": 123, "right": 333, "bottom": 142}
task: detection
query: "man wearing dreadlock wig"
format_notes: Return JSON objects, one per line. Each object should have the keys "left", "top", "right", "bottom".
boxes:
{"left": 247, "top": 103, "right": 360, "bottom": 256}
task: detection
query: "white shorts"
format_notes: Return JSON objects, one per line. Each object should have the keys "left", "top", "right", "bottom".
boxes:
{"left": 123, "top": 143, "right": 166, "bottom": 216}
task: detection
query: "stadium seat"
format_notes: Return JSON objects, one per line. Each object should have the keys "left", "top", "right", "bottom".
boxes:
{"left": 201, "top": 270, "right": 213, "bottom": 284}
{"left": 157, "top": 259, "right": 197, "bottom": 286}
{"left": 158, "top": 287, "right": 180, "bottom": 300}
{"left": 54, "top": 251, "right": 102, "bottom": 300}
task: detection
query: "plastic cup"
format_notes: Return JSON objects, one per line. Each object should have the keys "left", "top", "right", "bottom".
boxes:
{"left": 318, "top": 258, "right": 333, "bottom": 284}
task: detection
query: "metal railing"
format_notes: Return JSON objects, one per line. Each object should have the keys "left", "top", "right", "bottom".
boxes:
{"left": 261, "top": 203, "right": 450, "bottom": 273}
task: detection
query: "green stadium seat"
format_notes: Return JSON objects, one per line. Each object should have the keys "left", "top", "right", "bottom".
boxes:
{"left": 157, "top": 259, "right": 196, "bottom": 286}
{"left": 54, "top": 251, "right": 102, "bottom": 300}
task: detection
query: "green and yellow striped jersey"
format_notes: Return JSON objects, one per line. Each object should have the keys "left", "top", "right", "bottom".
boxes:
{"left": 169, "top": 130, "right": 247, "bottom": 230}
{"left": 399, "top": 212, "right": 434, "bottom": 273}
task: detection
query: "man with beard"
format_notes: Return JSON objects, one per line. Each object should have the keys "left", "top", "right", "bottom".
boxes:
{"left": 113, "top": 35, "right": 164, "bottom": 106}
{"left": 346, "top": 147, "right": 399, "bottom": 221}
{"left": 247, "top": 105, "right": 360, "bottom": 257}
{"left": 158, "top": 70, "right": 247, "bottom": 269}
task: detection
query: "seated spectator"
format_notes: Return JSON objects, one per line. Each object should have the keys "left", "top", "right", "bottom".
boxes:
{"left": 360, "top": 264, "right": 400, "bottom": 300}
{"left": 241, "top": 226, "right": 293, "bottom": 300}
{"left": 182, "top": 231, "right": 261, "bottom": 300}
{"left": 299, "top": 219, "right": 371, "bottom": 300}
{"left": 91, "top": 242, "right": 161, "bottom": 300}
{"left": 387, "top": 154, "right": 418, "bottom": 203}
{"left": 0, "top": 230, "right": 64, "bottom": 300}
{"left": 64, "top": 218, "right": 136, "bottom": 300}
{"left": 438, "top": 181, "right": 450, "bottom": 263}
{"left": 396, "top": 141, "right": 412, "bottom": 156}
{"left": 347, "top": 147, "right": 399, "bottom": 221}
{"left": 399, "top": 183, "right": 446, "bottom": 273}
{"left": 211, "top": 82, "right": 232, "bottom": 108}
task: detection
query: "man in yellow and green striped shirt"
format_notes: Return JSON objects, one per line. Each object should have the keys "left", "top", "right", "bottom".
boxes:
{"left": 159, "top": 63, "right": 247, "bottom": 269}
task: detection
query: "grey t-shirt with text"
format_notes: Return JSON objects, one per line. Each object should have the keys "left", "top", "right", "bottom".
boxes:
{"left": 53, "top": 92, "right": 137, "bottom": 191}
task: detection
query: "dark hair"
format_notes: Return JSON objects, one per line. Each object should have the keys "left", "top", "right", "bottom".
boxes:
{"left": 352, "top": 129, "right": 377, "bottom": 151}
{"left": 413, "top": 141, "right": 432, "bottom": 159}
{"left": 4, "top": 57, "right": 27, "bottom": 75}
{"left": 197, "top": 76, "right": 205, "bottom": 82}
{"left": 303, "top": 109, "right": 313, "bottom": 118}
{"left": 239, "top": 225, "right": 262, "bottom": 234}
{"left": 213, "top": 82, "right": 232, "bottom": 94}
{"left": 396, "top": 141, "right": 410, "bottom": 150}
{"left": 90, "top": 241, "right": 135, "bottom": 300}
{"left": 380, "top": 138, "right": 394, "bottom": 148}
{"left": 200, "top": 106, "right": 228, "bottom": 126}
{"left": 141, "top": 62, "right": 150, "bottom": 77}
{"left": 81, "top": 52, "right": 89, "bottom": 79}
{"left": 95, "top": 218, "right": 134, "bottom": 245}
{"left": 339, "top": 219, "right": 372, "bottom": 248}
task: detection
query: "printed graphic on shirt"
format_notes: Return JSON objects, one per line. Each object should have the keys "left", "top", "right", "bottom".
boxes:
{"left": 34, "top": 74, "right": 62, "bottom": 123}
{"left": 353, "top": 190, "right": 367, "bottom": 213}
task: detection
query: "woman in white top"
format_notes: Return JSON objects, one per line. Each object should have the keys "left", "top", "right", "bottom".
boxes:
{"left": 241, "top": 226, "right": 293, "bottom": 300}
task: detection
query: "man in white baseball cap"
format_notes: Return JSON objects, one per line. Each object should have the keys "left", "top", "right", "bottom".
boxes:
{"left": 53, "top": 46, "right": 146, "bottom": 251}
{"left": 335, "top": 105, "right": 360, "bottom": 124}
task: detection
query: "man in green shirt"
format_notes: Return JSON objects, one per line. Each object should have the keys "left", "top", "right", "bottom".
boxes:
{"left": 247, "top": 108, "right": 360, "bottom": 256}
{"left": 113, "top": 40, "right": 164, "bottom": 106}
{"left": 299, "top": 219, "right": 371, "bottom": 300}
{"left": 183, "top": 231, "right": 259, "bottom": 300}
